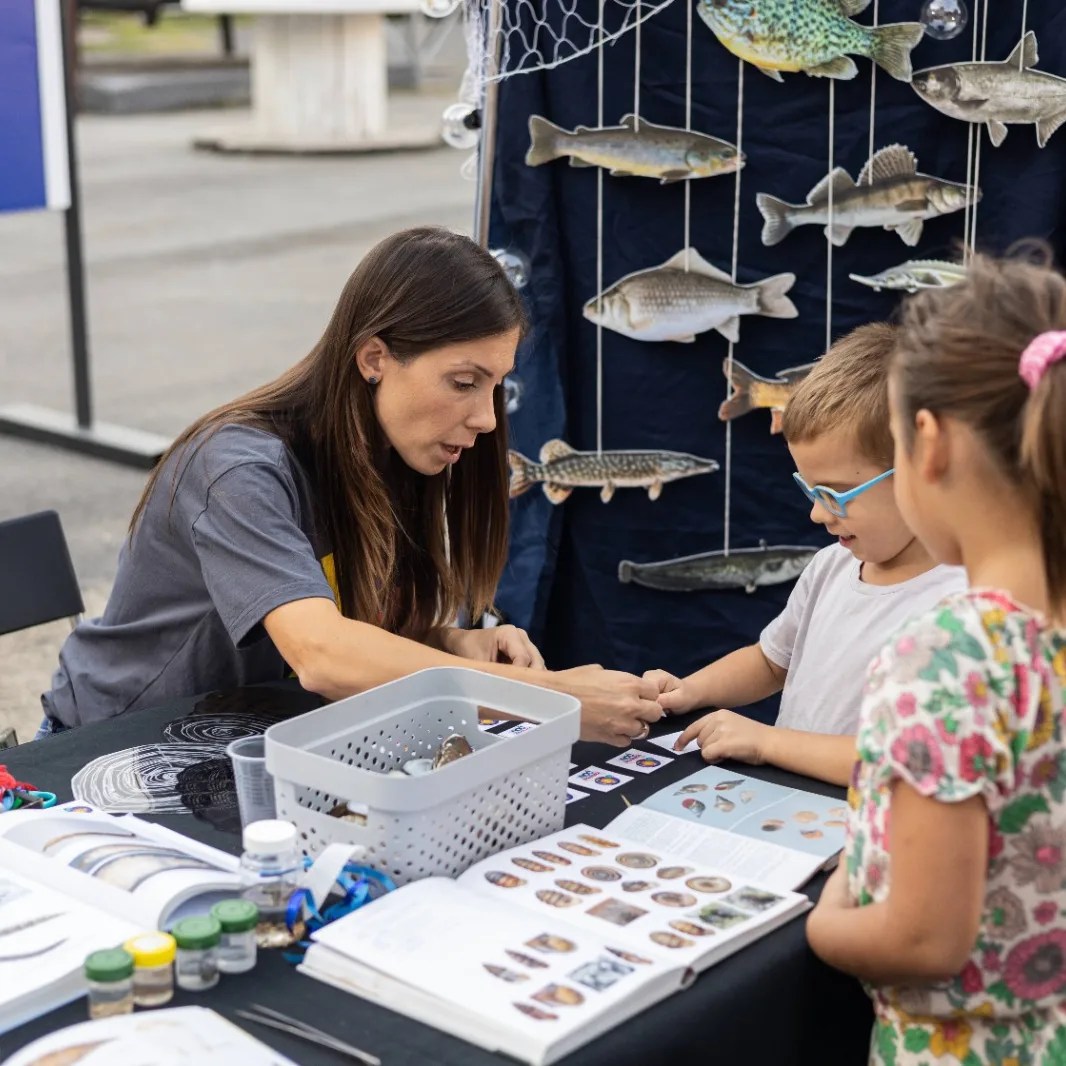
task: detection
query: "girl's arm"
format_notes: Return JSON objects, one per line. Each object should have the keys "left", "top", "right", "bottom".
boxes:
{"left": 807, "top": 781, "right": 989, "bottom": 984}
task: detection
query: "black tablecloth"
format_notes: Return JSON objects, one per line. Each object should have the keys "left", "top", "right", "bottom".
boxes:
{"left": 0, "top": 687, "right": 873, "bottom": 1065}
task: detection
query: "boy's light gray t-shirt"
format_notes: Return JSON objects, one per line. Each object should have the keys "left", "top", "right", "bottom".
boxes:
{"left": 44, "top": 426, "right": 336, "bottom": 727}
{"left": 760, "top": 544, "right": 966, "bottom": 735}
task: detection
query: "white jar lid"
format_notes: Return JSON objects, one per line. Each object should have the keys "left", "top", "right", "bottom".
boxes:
{"left": 243, "top": 819, "right": 297, "bottom": 852}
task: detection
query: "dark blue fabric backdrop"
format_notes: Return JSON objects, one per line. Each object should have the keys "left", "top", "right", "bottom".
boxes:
{"left": 492, "top": 0, "right": 1066, "bottom": 714}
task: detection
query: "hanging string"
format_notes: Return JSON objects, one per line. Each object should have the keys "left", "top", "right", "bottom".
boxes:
{"left": 967, "top": 0, "right": 989, "bottom": 257}
{"left": 633, "top": 0, "right": 641, "bottom": 129}
{"left": 683, "top": 0, "right": 692, "bottom": 269}
{"left": 867, "top": 0, "right": 879, "bottom": 174}
{"left": 961, "top": 2, "right": 979, "bottom": 265}
{"left": 825, "top": 80, "right": 835, "bottom": 355}
{"left": 1019, "top": 0, "right": 1029, "bottom": 69}
{"left": 595, "top": 0, "right": 605, "bottom": 454}
{"left": 722, "top": 61, "right": 745, "bottom": 557}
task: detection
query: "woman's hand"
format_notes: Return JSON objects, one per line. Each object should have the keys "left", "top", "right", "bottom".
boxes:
{"left": 554, "top": 665, "right": 664, "bottom": 747}
{"left": 442, "top": 625, "right": 546, "bottom": 669}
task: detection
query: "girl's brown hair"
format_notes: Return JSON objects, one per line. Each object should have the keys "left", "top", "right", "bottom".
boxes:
{"left": 893, "top": 248, "right": 1066, "bottom": 615}
{"left": 131, "top": 226, "right": 528, "bottom": 641}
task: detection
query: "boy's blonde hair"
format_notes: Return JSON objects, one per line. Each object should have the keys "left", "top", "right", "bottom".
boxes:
{"left": 781, "top": 322, "right": 897, "bottom": 467}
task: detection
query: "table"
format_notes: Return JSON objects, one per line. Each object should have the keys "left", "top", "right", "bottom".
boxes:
{"left": 0, "top": 687, "right": 873, "bottom": 1065}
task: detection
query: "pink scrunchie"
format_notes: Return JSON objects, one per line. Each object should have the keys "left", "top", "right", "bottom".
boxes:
{"left": 1019, "top": 330, "right": 1066, "bottom": 390}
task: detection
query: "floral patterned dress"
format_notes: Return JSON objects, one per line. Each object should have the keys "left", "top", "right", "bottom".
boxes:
{"left": 847, "top": 589, "right": 1066, "bottom": 1066}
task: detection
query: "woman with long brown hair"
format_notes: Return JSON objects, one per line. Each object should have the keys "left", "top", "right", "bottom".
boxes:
{"left": 41, "top": 228, "right": 661, "bottom": 745}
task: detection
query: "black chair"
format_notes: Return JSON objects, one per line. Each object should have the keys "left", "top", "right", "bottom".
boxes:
{"left": 0, "top": 511, "right": 85, "bottom": 638}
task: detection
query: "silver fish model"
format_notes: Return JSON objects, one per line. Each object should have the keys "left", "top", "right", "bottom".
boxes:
{"left": 757, "top": 143, "right": 980, "bottom": 248}
{"left": 525, "top": 114, "right": 744, "bottom": 183}
{"left": 508, "top": 438, "right": 718, "bottom": 505}
{"left": 584, "top": 248, "right": 797, "bottom": 344}
{"left": 618, "top": 541, "right": 818, "bottom": 592}
{"left": 849, "top": 258, "right": 967, "bottom": 294}
{"left": 912, "top": 33, "right": 1066, "bottom": 149}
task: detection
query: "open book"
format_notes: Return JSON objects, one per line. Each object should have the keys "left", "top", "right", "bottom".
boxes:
{"left": 606, "top": 764, "right": 848, "bottom": 891}
{"left": 299, "top": 823, "right": 810, "bottom": 1065}
{"left": 0, "top": 805, "right": 242, "bottom": 1033}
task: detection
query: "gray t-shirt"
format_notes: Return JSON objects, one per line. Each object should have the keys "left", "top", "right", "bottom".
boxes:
{"left": 44, "top": 426, "right": 336, "bottom": 727}
{"left": 760, "top": 544, "right": 966, "bottom": 735}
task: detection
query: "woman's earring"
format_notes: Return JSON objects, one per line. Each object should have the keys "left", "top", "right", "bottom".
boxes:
{"left": 367, "top": 375, "right": 380, "bottom": 386}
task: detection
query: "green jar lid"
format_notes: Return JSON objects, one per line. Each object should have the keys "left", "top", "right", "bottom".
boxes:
{"left": 85, "top": 947, "right": 134, "bottom": 982}
{"left": 211, "top": 898, "right": 259, "bottom": 933}
{"left": 171, "top": 915, "right": 222, "bottom": 950}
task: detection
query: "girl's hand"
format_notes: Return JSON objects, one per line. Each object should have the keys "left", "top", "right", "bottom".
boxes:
{"left": 642, "top": 669, "right": 694, "bottom": 716}
{"left": 816, "top": 860, "right": 854, "bottom": 912}
{"left": 443, "top": 625, "right": 547, "bottom": 669}
{"left": 677, "top": 708, "right": 769, "bottom": 764}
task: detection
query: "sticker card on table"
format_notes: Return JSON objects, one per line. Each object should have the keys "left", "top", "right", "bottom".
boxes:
{"left": 565, "top": 788, "right": 589, "bottom": 805}
{"left": 606, "top": 749, "right": 673, "bottom": 774}
{"left": 568, "top": 766, "right": 633, "bottom": 792}
{"left": 498, "top": 721, "right": 537, "bottom": 738}
{"left": 648, "top": 730, "right": 700, "bottom": 755}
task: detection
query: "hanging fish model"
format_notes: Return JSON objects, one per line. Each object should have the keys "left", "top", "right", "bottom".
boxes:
{"left": 696, "top": 0, "right": 923, "bottom": 83}
{"left": 526, "top": 114, "right": 744, "bottom": 183}
{"left": 756, "top": 144, "right": 979, "bottom": 248}
{"left": 508, "top": 439, "right": 718, "bottom": 505}
{"left": 912, "top": 33, "right": 1066, "bottom": 149}
{"left": 849, "top": 259, "right": 967, "bottom": 293}
{"left": 584, "top": 249, "right": 797, "bottom": 344}
{"left": 618, "top": 541, "right": 818, "bottom": 593}
{"left": 718, "top": 358, "right": 817, "bottom": 433}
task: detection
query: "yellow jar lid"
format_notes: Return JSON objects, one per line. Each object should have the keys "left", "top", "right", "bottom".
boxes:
{"left": 122, "top": 932, "right": 176, "bottom": 967}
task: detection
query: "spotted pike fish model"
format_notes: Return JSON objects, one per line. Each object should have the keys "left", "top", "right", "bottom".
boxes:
{"left": 618, "top": 541, "right": 818, "bottom": 592}
{"left": 757, "top": 144, "right": 979, "bottom": 248}
{"left": 696, "top": 0, "right": 923, "bottom": 83}
{"left": 508, "top": 439, "right": 718, "bottom": 504}
{"left": 849, "top": 259, "right": 967, "bottom": 293}
{"left": 718, "top": 358, "right": 817, "bottom": 434}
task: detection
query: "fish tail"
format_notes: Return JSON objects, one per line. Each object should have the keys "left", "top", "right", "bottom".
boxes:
{"left": 618, "top": 560, "right": 635, "bottom": 584}
{"left": 755, "top": 272, "right": 798, "bottom": 319}
{"left": 756, "top": 193, "right": 794, "bottom": 247}
{"left": 718, "top": 361, "right": 758, "bottom": 421}
{"left": 507, "top": 450, "right": 539, "bottom": 498}
{"left": 526, "top": 115, "right": 567, "bottom": 167}
{"left": 870, "top": 22, "right": 924, "bottom": 83}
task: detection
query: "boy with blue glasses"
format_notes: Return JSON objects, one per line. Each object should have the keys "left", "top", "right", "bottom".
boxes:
{"left": 645, "top": 322, "right": 964, "bottom": 784}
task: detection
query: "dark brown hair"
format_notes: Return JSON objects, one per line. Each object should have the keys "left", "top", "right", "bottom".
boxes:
{"left": 781, "top": 321, "right": 898, "bottom": 466}
{"left": 132, "top": 227, "right": 528, "bottom": 641}
{"left": 893, "top": 249, "right": 1066, "bottom": 615}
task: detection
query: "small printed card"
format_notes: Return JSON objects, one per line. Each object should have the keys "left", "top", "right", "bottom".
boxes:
{"left": 568, "top": 766, "right": 633, "bottom": 792}
{"left": 497, "top": 722, "right": 537, "bottom": 739}
{"left": 565, "top": 788, "right": 589, "bottom": 805}
{"left": 648, "top": 730, "right": 700, "bottom": 756}
{"left": 606, "top": 749, "right": 673, "bottom": 775}
{"left": 478, "top": 718, "right": 506, "bottom": 732}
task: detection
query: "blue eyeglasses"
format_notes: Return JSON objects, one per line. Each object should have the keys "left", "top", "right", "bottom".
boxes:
{"left": 792, "top": 469, "right": 894, "bottom": 518}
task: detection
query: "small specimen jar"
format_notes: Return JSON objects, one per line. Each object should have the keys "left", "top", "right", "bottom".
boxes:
{"left": 123, "top": 932, "right": 176, "bottom": 1007}
{"left": 85, "top": 948, "right": 134, "bottom": 1019}
{"left": 172, "top": 915, "right": 222, "bottom": 991}
{"left": 211, "top": 899, "right": 259, "bottom": 975}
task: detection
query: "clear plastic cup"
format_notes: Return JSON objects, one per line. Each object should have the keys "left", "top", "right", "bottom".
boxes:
{"left": 227, "top": 735, "right": 277, "bottom": 827}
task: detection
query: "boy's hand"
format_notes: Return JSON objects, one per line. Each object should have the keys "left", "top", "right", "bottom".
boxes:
{"left": 676, "top": 708, "right": 769, "bottom": 764}
{"left": 642, "top": 669, "right": 694, "bottom": 716}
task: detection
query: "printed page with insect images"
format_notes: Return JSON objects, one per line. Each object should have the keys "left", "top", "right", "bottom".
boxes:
{"left": 605, "top": 765, "right": 848, "bottom": 891}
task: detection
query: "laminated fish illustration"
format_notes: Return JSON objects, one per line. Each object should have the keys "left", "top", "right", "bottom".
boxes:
{"left": 756, "top": 144, "right": 979, "bottom": 248}
{"left": 681, "top": 798, "right": 706, "bottom": 818}
{"left": 714, "top": 795, "right": 736, "bottom": 813}
{"left": 718, "top": 358, "right": 817, "bottom": 433}
{"left": 526, "top": 114, "right": 744, "bottom": 183}
{"left": 508, "top": 439, "right": 718, "bottom": 504}
{"left": 618, "top": 541, "right": 818, "bottom": 592}
{"left": 675, "top": 784, "right": 709, "bottom": 794}
{"left": 912, "top": 33, "right": 1066, "bottom": 149}
{"left": 584, "top": 248, "right": 797, "bottom": 344}
{"left": 849, "top": 259, "right": 967, "bottom": 293}
{"left": 696, "top": 0, "right": 924, "bottom": 83}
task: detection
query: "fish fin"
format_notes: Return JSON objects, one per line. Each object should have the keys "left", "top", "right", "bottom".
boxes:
{"left": 507, "top": 450, "right": 539, "bottom": 498}
{"left": 618, "top": 113, "right": 640, "bottom": 130}
{"left": 648, "top": 480, "right": 663, "bottom": 502}
{"left": 525, "top": 115, "right": 567, "bottom": 167}
{"left": 857, "top": 143, "right": 918, "bottom": 185}
{"left": 756, "top": 66, "right": 784, "bottom": 82}
{"left": 716, "top": 316, "right": 741, "bottom": 343}
{"left": 806, "top": 167, "right": 855, "bottom": 205}
{"left": 539, "top": 438, "right": 575, "bottom": 463}
{"left": 661, "top": 247, "right": 732, "bottom": 280}
{"left": 825, "top": 224, "right": 853, "bottom": 245}
{"left": 745, "top": 581, "right": 757, "bottom": 593}
{"left": 659, "top": 170, "right": 691, "bottom": 184}
{"left": 600, "top": 482, "right": 616, "bottom": 504}
{"left": 806, "top": 56, "right": 859, "bottom": 80}
{"left": 1036, "top": 110, "right": 1066, "bottom": 149}
{"left": 618, "top": 560, "right": 635, "bottom": 583}
{"left": 1005, "top": 30, "right": 1038, "bottom": 71}
{"left": 567, "top": 157, "right": 594, "bottom": 167}
{"left": 543, "top": 482, "right": 572, "bottom": 505}
{"left": 756, "top": 192, "right": 796, "bottom": 247}
{"left": 608, "top": 167, "right": 638, "bottom": 177}
{"left": 987, "top": 120, "right": 1009, "bottom": 147}
{"left": 769, "top": 408, "right": 784, "bottom": 434}
{"left": 755, "top": 272, "right": 798, "bottom": 318}
{"left": 718, "top": 359, "right": 761, "bottom": 422}
{"left": 775, "top": 361, "right": 818, "bottom": 383}
{"left": 869, "top": 22, "right": 924, "bottom": 83}
{"left": 891, "top": 219, "right": 924, "bottom": 246}
{"left": 672, "top": 334, "right": 698, "bottom": 343}
{"left": 835, "top": 0, "right": 871, "bottom": 15}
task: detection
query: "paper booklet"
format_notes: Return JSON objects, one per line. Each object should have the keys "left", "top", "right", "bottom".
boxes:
{"left": 299, "top": 823, "right": 810, "bottom": 1066}
{"left": 0, "top": 806, "right": 242, "bottom": 1034}
{"left": 0, "top": 1006, "right": 297, "bottom": 1066}
{"left": 605, "top": 764, "right": 848, "bottom": 892}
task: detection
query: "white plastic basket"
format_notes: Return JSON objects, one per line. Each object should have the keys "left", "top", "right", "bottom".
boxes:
{"left": 264, "top": 667, "right": 581, "bottom": 885}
